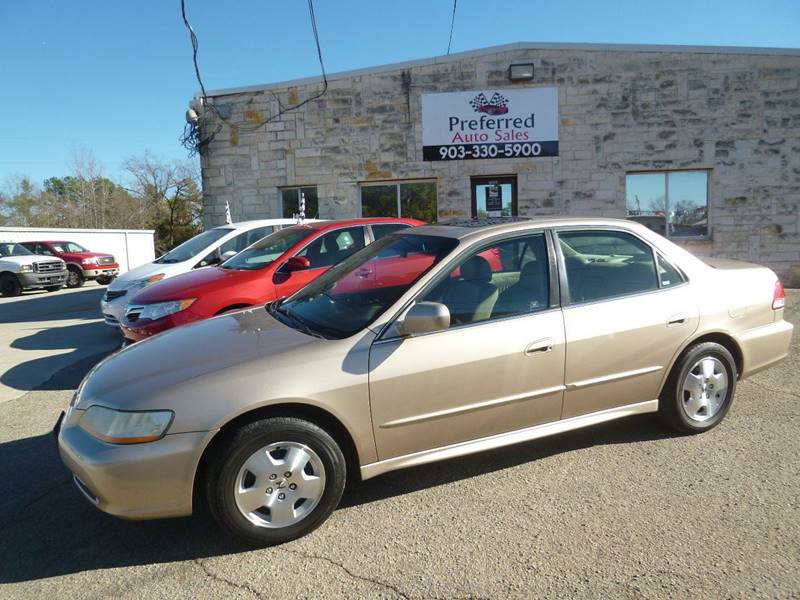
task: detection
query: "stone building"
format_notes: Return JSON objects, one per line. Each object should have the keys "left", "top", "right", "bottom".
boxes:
{"left": 196, "top": 42, "right": 800, "bottom": 284}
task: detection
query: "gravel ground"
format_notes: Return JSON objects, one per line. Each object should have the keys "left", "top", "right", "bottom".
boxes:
{"left": 0, "top": 292, "right": 798, "bottom": 599}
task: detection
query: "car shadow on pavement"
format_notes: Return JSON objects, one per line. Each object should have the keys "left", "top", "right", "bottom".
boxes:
{"left": 1, "top": 322, "right": 120, "bottom": 392}
{"left": 0, "top": 286, "right": 106, "bottom": 324}
{"left": 0, "top": 414, "right": 673, "bottom": 584}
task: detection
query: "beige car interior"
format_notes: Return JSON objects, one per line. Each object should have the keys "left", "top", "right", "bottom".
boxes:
{"left": 426, "top": 236, "right": 550, "bottom": 325}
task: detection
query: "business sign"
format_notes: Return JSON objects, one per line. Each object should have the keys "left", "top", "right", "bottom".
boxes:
{"left": 422, "top": 87, "right": 559, "bottom": 161}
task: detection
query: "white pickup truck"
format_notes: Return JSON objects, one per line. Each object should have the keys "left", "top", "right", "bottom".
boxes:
{"left": 0, "top": 241, "right": 68, "bottom": 296}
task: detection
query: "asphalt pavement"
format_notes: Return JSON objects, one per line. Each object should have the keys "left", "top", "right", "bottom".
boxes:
{"left": 0, "top": 290, "right": 798, "bottom": 598}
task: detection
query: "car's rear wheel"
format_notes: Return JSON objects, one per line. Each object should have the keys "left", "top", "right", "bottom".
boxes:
{"left": 0, "top": 274, "right": 22, "bottom": 297}
{"left": 66, "top": 266, "right": 84, "bottom": 288}
{"left": 659, "top": 342, "right": 737, "bottom": 434}
{"left": 205, "top": 417, "right": 346, "bottom": 546}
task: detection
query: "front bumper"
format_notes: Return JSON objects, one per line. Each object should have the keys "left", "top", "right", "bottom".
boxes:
{"left": 57, "top": 409, "right": 211, "bottom": 519}
{"left": 100, "top": 296, "right": 127, "bottom": 326}
{"left": 18, "top": 271, "right": 67, "bottom": 289}
{"left": 84, "top": 267, "right": 119, "bottom": 279}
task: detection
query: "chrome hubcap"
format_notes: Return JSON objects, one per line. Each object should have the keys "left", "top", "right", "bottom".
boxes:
{"left": 234, "top": 441, "right": 325, "bottom": 528}
{"left": 681, "top": 357, "right": 728, "bottom": 422}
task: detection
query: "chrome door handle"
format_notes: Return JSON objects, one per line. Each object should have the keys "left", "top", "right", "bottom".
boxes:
{"left": 524, "top": 338, "right": 554, "bottom": 355}
{"left": 667, "top": 313, "right": 688, "bottom": 326}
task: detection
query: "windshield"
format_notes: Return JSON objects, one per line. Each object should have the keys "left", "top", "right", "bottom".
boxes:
{"left": 51, "top": 241, "right": 88, "bottom": 253}
{"left": 0, "top": 242, "right": 34, "bottom": 257}
{"left": 272, "top": 234, "right": 458, "bottom": 339}
{"left": 221, "top": 227, "right": 313, "bottom": 270}
{"left": 155, "top": 228, "right": 231, "bottom": 264}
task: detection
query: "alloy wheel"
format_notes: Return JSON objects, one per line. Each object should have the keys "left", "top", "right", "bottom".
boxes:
{"left": 681, "top": 357, "right": 729, "bottom": 422}
{"left": 234, "top": 441, "right": 326, "bottom": 528}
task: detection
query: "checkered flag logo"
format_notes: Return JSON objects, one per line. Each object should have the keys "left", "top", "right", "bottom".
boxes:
{"left": 469, "top": 92, "right": 509, "bottom": 115}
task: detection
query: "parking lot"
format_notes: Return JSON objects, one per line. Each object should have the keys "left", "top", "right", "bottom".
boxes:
{"left": 0, "top": 287, "right": 798, "bottom": 598}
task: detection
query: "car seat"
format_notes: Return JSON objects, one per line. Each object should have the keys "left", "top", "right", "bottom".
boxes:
{"left": 441, "top": 255, "right": 498, "bottom": 324}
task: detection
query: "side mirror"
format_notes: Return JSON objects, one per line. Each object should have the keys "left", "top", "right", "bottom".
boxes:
{"left": 221, "top": 250, "right": 237, "bottom": 260}
{"left": 396, "top": 302, "right": 450, "bottom": 336}
{"left": 284, "top": 256, "right": 311, "bottom": 273}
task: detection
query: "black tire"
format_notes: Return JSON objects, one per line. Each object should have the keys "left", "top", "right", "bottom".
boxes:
{"left": 45, "top": 285, "right": 63, "bottom": 292}
{"left": 66, "top": 265, "right": 85, "bottom": 288}
{"left": 0, "top": 274, "right": 22, "bottom": 297}
{"left": 96, "top": 276, "right": 114, "bottom": 286}
{"left": 205, "top": 417, "right": 346, "bottom": 546}
{"left": 659, "top": 342, "right": 737, "bottom": 434}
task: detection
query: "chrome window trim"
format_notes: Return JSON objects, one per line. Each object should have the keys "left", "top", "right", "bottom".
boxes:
{"left": 552, "top": 225, "right": 689, "bottom": 308}
{"left": 376, "top": 228, "right": 554, "bottom": 342}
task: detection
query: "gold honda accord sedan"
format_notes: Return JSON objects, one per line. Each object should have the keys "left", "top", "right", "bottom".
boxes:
{"left": 56, "top": 218, "right": 793, "bottom": 545}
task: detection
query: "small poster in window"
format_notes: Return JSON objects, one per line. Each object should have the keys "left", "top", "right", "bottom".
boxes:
{"left": 486, "top": 183, "right": 502, "bottom": 217}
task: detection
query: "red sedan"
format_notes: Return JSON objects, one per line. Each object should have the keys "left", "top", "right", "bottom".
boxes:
{"left": 119, "top": 218, "right": 423, "bottom": 342}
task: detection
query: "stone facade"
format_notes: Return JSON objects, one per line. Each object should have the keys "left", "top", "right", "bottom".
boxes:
{"left": 198, "top": 43, "right": 800, "bottom": 285}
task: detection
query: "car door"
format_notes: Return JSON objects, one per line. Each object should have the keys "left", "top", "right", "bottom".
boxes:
{"left": 274, "top": 226, "right": 367, "bottom": 298}
{"left": 369, "top": 231, "right": 566, "bottom": 461}
{"left": 555, "top": 228, "right": 700, "bottom": 419}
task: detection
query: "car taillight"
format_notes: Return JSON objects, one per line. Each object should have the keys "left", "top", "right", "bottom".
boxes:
{"left": 773, "top": 280, "right": 786, "bottom": 310}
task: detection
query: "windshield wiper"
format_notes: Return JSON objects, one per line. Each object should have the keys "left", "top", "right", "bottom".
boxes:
{"left": 272, "top": 304, "right": 326, "bottom": 339}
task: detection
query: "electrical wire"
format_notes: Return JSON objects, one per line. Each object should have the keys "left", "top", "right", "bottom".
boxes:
{"left": 447, "top": 0, "right": 457, "bottom": 55}
{"left": 179, "top": 0, "right": 328, "bottom": 155}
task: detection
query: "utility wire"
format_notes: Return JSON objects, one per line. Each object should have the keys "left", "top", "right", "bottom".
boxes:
{"left": 446, "top": 0, "right": 457, "bottom": 55}
{"left": 179, "top": 0, "right": 328, "bottom": 155}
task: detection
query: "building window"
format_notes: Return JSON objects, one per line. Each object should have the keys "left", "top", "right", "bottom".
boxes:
{"left": 360, "top": 181, "right": 437, "bottom": 222}
{"left": 281, "top": 186, "right": 319, "bottom": 219}
{"left": 625, "top": 171, "right": 709, "bottom": 238}
{"left": 471, "top": 176, "right": 517, "bottom": 218}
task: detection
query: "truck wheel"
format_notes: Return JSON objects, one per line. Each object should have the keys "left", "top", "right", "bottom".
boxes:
{"left": 66, "top": 265, "right": 85, "bottom": 288}
{"left": 0, "top": 274, "right": 22, "bottom": 297}
{"left": 45, "top": 285, "right": 63, "bottom": 292}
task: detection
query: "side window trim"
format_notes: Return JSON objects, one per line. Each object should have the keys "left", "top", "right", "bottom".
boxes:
{"left": 655, "top": 251, "right": 688, "bottom": 289}
{"left": 553, "top": 226, "right": 681, "bottom": 307}
{"left": 379, "top": 229, "right": 555, "bottom": 340}
{"left": 291, "top": 225, "right": 368, "bottom": 269}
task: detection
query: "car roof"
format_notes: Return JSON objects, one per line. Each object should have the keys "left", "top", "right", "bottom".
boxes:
{"left": 283, "top": 217, "right": 420, "bottom": 232}
{"left": 402, "top": 217, "right": 652, "bottom": 241}
{"left": 211, "top": 218, "right": 306, "bottom": 231}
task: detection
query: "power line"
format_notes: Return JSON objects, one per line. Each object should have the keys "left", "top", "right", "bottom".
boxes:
{"left": 179, "top": 0, "right": 328, "bottom": 155}
{"left": 447, "top": 0, "right": 457, "bottom": 55}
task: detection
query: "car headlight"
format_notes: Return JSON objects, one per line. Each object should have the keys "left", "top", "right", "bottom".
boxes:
{"left": 81, "top": 258, "right": 97, "bottom": 265}
{"left": 79, "top": 405, "right": 174, "bottom": 444}
{"left": 19, "top": 264, "right": 33, "bottom": 273}
{"left": 147, "top": 273, "right": 165, "bottom": 284}
{"left": 138, "top": 298, "right": 196, "bottom": 321}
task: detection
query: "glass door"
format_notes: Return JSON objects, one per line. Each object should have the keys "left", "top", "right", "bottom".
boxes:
{"left": 471, "top": 176, "right": 517, "bottom": 218}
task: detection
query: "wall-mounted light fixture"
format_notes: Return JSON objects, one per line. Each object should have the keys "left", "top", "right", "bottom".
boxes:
{"left": 508, "top": 63, "right": 535, "bottom": 81}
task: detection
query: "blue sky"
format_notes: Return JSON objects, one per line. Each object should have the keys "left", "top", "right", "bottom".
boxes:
{"left": 1, "top": 0, "right": 798, "bottom": 186}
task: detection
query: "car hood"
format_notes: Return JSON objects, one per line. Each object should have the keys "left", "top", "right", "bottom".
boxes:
{"left": 130, "top": 266, "right": 261, "bottom": 303}
{"left": 77, "top": 307, "right": 317, "bottom": 409}
{"left": 109, "top": 261, "right": 186, "bottom": 289}
{"left": 62, "top": 251, "right": 112, "bottom": 260}
{"left": 0, "top": 255, "right": 58, "bottom": 266}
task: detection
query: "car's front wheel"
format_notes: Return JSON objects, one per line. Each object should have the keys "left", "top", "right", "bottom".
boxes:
{"left": 659, "top": 341, "right": 737, "bottom": 434}
{"left": 0, "top": 274, "right": 22, "bottom": 297}
{"left": 205, "top": 417, "right": 346, "bottom": 546}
